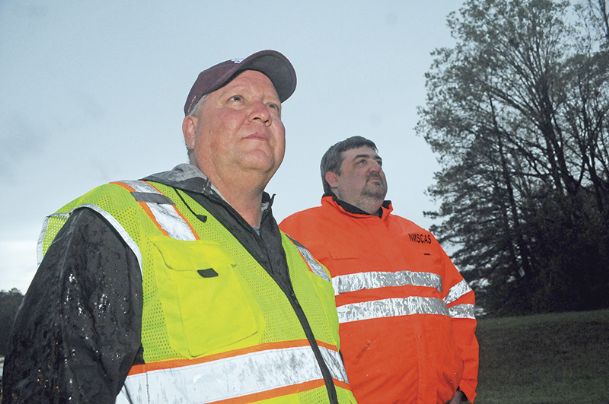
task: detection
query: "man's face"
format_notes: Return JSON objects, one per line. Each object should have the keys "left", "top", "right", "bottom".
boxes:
{"left": 330, "top": 146, "right": 388, "bottom": 206}
{"left": 184, "top": 70, "right": 285, "bottom": 186}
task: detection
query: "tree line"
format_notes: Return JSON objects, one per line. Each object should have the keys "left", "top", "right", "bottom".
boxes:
{"left": 417, "top": 0, "right": 609, "bottom": 315}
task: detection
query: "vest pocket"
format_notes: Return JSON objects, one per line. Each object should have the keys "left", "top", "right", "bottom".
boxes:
{"left": 151, "top": 237, "right": 261, "bottom": 358}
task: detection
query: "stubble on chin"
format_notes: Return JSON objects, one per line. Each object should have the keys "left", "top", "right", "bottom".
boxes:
{"left": 362, "top": 186, "right": 387, "bottom": 200}
{"left": 363, "top": 176, "right": 387, "bottom": 200}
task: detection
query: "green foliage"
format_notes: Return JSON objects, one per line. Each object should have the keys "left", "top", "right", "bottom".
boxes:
{"left": 418, "top": 0, "right": 609, "bottom": 314}
{"left": 0, "top": 288, "right": 24, "bottom": 355}
{"left": 477, "top": 309, "right": 609, "bottom": 402}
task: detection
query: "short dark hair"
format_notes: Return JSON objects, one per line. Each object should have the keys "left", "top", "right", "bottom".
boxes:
{"left": 320, "top": 136, "right": 378, "bottom": 194}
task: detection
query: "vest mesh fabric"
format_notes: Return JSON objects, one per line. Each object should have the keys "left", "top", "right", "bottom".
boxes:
{"left": 146, "top": 184, "right": 338, "bottom": 358}
{"left": 40, "top": 181, "right": 353, "bottom": 403}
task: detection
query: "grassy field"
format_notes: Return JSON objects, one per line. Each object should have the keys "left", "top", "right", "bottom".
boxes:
{"left": 476, "top": 309, "right": 609, "bottom": 403}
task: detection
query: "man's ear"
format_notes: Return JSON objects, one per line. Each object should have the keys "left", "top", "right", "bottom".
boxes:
{"left": 325, "top": 171, "right": 339, "bottom": 188}
{"left": 182, "top": 115, "right": 197, "bottom": 150}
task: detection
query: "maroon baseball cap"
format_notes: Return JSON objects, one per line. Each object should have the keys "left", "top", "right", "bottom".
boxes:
{"left": 184, "top": 50, "right": 297, "bottom": 115}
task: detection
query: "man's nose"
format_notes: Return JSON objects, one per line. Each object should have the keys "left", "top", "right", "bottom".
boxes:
{"left": 369, "top": 161, "right": 382, "bottom": 173}
{"left": 249, "top": 102, "right": 271, "bottom": 126}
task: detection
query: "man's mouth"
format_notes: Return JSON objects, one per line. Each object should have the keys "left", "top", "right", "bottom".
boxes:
{"left": 244, "top": 131, "right": 269, "bottom": 141}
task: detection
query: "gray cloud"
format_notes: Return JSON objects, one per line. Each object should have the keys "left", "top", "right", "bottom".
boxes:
{"left": 0, "top": 114, "right": 45, "bottom": 180}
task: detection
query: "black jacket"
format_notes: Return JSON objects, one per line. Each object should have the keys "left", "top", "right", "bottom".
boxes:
{"left": 2, "top": 164, "right": 338, "bottom": 404}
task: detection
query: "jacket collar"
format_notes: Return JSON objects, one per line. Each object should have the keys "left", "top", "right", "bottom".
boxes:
{"left": 144, "top": 163, "right": 273, "bottom": 212}
{"left": 322, "top": 193, "right": 392, "bottom": 219}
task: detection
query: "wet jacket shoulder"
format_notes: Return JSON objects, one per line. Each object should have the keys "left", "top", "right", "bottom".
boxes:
{"left": 2, "top": 207, "right": 143, "bottom": 403}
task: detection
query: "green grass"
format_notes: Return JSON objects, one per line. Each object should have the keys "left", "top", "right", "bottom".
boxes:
{"left": 476, "top": 309, "right": 609, "bottom": 403}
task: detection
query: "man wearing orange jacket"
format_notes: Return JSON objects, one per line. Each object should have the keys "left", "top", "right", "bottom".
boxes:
{"left": 280, "top": 136, "right": 479, "bottom": 403}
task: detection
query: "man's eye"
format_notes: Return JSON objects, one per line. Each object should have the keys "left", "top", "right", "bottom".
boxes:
{"left": 229, "top": 95, "right": 243, "bottom": 102}
{"left": 268, "top": 102, "right": 280, "bottom": 111}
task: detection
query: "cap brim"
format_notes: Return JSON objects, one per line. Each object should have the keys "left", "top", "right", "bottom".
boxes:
{"left": 235, "top": 50, "right": 297, "bottom": 103}
{"left": 184, "top": 50, "right": 297, "bottom": 115}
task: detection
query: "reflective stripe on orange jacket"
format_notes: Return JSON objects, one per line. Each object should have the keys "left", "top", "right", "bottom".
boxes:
{"left": 280, "top": 196, "right": 479, "bottom": 403}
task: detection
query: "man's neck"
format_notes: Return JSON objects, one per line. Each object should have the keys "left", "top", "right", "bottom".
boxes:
{"left": 349, "top": 195, "right": 384, "bottom": 215}
{"left": 209, "top": 174, "right": 268, "bottom": 227}
{"left": 356, "top": 199, "right": 384, "bottom": 215}
{"left": 223, "top": 189, "right": 264, "bottom": 227}
{"left": 331, "top": 194, "right": 383, "bottom": 216}
{"left": 193, "top": 160, "right": 275, "bottom": 227}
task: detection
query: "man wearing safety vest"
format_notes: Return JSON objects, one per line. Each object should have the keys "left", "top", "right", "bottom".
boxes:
{"left": 2, "top": 51, "right": 355, "bottom": 403}
{"left": 280, "top": 136, "right": 479, "bottom": 403}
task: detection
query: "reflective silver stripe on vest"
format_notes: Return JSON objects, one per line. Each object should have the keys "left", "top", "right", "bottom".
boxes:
{"left": 332, "top": 270, "right": 442, "bottom": 296}
{"left": 121, "top": 180, "right": 196, "bottom": 241}
{"left": 337, "top": 296, "right": 449, "bottom": 323}
{"left": 116, "top": 345, "right": 347, "bottom": 403}
{"left": 36, "top": 213, "right": 69, "bottom": 266}
{"left": 448, "top": 303, "right": 476, "bottom": 319}
{"left": 444, "top": 279, "right": 473, "bottom": 305}
{"left": 320, "top": 343, "right": 349, "bottom": 384}
{"left": 294, "top": 244, "right": 330, "bottom": 282}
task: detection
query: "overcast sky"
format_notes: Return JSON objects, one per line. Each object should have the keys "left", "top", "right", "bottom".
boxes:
{"left": 1, "top": 0, "right": 462, "bottom": 293}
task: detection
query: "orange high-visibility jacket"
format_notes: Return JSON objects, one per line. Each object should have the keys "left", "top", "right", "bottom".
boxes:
{"left": 280, "top": 196, "right": 479, "bottom": 403}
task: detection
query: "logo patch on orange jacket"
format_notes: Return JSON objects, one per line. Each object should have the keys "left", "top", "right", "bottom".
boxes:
{"left": 408, "top": 233, "right": 432, "bottom": 244}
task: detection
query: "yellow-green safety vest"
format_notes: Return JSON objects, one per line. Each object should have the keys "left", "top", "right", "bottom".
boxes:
{"left": 39, "top": 179, "right": 355, "bottom": 403}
